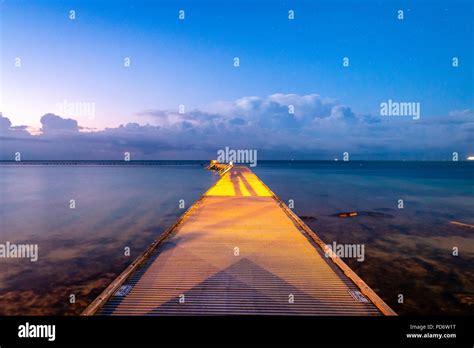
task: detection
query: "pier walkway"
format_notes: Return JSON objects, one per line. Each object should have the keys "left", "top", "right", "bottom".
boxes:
{"left": 83, "top": 166, "right": 396, "bottom": 316}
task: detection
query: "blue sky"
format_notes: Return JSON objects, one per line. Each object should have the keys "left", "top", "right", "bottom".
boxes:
{"left": 0, "top": 0, "right": 473, "bottom": 159}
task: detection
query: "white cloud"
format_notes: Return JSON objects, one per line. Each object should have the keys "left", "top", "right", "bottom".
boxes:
{"left": 1, "top": 94, "right": 473, "bottom": 160}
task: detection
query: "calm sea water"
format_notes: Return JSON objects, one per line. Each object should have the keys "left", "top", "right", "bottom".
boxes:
{"left": 0, "top": 162, "right": 218, "bottom": 315}
{"left": 0, "top": 161, "right": 472, "bottom": 315}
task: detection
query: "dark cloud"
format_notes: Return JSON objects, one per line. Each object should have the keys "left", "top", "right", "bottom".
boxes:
{"left": 0, "top": 115, "right": 30, "bottom": 137}
{"left": 0, "top": 115, "right": 12, "bottom": 131}
{"left": 40, "top": 113, "right": 79, "bottom": 134}
{"left": 0, "top": 94, "right": 473, "bottom": 160}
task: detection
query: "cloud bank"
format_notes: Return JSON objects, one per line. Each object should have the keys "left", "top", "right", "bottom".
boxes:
{"left": 1, "top": 94, "right": 472, "bottom": 160}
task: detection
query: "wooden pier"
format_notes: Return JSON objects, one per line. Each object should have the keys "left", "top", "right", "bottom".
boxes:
{"left": 83, "top": 166, "right": 396, "bottom": 316}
